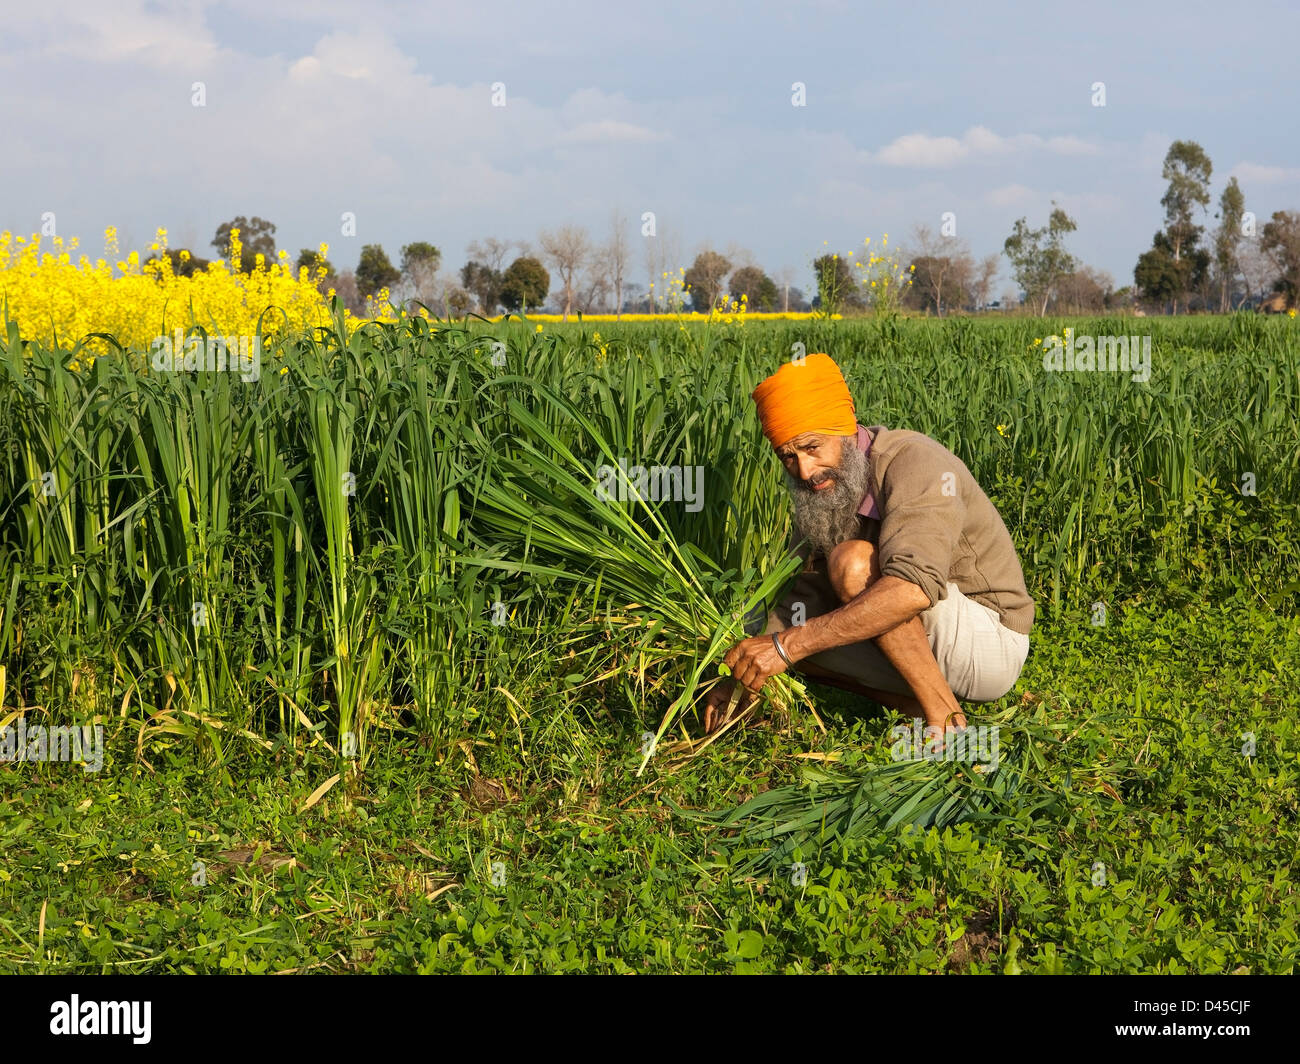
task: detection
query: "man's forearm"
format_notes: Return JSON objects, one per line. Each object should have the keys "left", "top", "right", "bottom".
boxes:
{"left": 779, "top": 575, "right": 930, "bottom": 661}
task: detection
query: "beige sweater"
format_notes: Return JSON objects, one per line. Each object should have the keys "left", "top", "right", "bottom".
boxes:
{"left": 779, "top": 424, "right": 1035, "bottom": 636}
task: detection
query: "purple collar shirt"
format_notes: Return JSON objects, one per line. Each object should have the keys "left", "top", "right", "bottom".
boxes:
{"left": 855, "top": 423, "right": 881, "bottom": 520}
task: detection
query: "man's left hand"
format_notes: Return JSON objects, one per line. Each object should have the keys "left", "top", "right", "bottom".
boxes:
{"left": 723, "top": 634, "right": 789, "bottom": 694}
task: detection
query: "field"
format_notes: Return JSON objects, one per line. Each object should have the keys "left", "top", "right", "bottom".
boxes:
{"left": 1, "top": 312, "right": 1298, "bottom": 973}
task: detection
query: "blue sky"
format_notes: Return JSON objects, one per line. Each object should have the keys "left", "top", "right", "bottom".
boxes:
{"left": 4, "top": 0, "right": 1298, "bottom": 298}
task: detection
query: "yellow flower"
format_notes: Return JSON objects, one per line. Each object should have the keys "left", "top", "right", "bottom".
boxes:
{"left": 996, "top": 424, "right": 1009, "bottom": 437}
{"left": 535, "top": 324, "right": 544, "bottom": 332}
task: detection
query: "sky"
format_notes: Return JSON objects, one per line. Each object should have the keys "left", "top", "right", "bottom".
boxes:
{"left": 3, "top": 0, "right": 1298, "bottom": 299}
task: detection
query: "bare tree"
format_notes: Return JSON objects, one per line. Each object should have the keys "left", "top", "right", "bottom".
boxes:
{"left": 332, "top": 270, "right": 364, "bottom": 315}
{"left": 466, "top": 237, "right": 520, "bottom": 275}
{"left": 642, "top": 226, "right": 682, "bottom": 313}
{"left": 972, "top": 254, "right": 1000, "bottom": 311}
{"left": 575, "top": 260, "right": 613, "bottom": 313}
{"left": 605, "top": 211, "right": 631, "bottom": 318}
{"left": 905, "top": 224, "right": 976, "bottom": 315}
{"left": 723, "top": 242, "right": 758, "bottom": 271}
{"left": 778, "top": 265, "right": 797, "bottom": 312}
{"left": 538, "top": 225, "right": 591, "bottom": 321}
{"left": 1238, "top": 239, "right": 1275, "bottom": 307}
{"left": 1052, "top": 266, "right": 1114, "bottom": 313}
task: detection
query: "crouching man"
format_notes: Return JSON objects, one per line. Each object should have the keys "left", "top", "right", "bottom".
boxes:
{"left": 705, "top": 353, "right": 1033, "bottom": 734}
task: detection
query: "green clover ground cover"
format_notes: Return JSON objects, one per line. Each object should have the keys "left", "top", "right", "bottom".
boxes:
{"left": 2, "top": 600, "right": 1295, "bottom": 973}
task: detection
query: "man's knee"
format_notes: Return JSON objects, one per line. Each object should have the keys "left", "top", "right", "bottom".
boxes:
{"left": 827, "top": 539, "right": 879, "bottom": 604}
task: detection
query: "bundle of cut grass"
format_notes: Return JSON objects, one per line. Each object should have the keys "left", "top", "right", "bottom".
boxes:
{"left": 458, "top": 373, "right": 811, "bottom": 773}
{"left": 682, "top": 713, "right": 1073, "bottom": 876}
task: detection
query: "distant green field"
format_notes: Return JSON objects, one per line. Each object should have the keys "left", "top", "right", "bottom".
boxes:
{"left": 2, "top": 314, "right": 1297, "bottom": 972}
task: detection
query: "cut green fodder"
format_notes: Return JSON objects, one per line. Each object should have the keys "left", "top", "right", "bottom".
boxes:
{"left": 684, "top": 712, "right": 1111, "bottom": 876}
{"left": 458, "top": 376, "right": 813, "bottom": 772}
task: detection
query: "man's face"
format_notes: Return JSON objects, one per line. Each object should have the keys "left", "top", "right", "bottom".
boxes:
{"left": 777, "top": 430, "right": 870, "bottom": 559}
{"left": 775, "top": 432, "right": 847, "bottom": 492}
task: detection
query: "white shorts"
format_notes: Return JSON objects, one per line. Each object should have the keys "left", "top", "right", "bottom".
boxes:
{"left": 771, "top": 582, "right": 1030, "bottom": 702}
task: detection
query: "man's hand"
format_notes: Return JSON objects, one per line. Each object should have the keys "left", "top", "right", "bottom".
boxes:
{"left": 703, "top": 679, "right": 754, "bottom": 734}
{"left": 723, "top": 634, "right": 789, "bottom": 696}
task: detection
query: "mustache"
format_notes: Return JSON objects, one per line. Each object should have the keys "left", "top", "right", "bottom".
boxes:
{"left": 791, "top": 469, "right": 839, "bottom": 493}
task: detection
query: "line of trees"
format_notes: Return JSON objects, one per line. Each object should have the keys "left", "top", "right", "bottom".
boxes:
{"left": 1133, "top": 140, "right": 1299, "bottom": 313}
{"left": 152, "top": 149, "right": 1298, "bottom": 320}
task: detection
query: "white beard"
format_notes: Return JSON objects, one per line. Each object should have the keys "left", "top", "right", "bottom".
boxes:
{"left": 786, "top": 437, "right": 871, "bottom": 560}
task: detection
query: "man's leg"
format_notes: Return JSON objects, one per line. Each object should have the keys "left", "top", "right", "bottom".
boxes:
{"left": 793, "top": 657, "right": 923, "bottom": 716}
{"left": 822, "top": 539, "right": 967, "bottom": 730}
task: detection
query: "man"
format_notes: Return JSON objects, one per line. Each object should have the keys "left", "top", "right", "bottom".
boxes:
{"left": 704, "top": 352, "right": 1033, "bottom": 734}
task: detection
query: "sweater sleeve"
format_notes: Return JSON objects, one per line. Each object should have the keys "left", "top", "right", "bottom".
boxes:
{"left": 875, "top": 442, "right": 966, "bottom": 607}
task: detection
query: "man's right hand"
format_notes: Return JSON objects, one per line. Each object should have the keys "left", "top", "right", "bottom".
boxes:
{"left": 703, "top": 679, "right": 755, "bottom": 734}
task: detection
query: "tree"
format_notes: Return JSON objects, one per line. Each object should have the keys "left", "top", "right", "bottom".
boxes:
{"left": 446, "top": 286, "right": 472, "bottom": 318}
{"left": 905, "top": 226, "right": 977, "bottom": 315}
{"left": 603, "top": 212, "right": 631, "bottom": 318}
{"left": 1261, "top": 210, "right": 1300, "bottom": 308}
{"left": 642, "top": 226, "right": 683, "bottom": 314}
{"left": 1003, "top": 204, "right": 1078, "bottom": 316}
{"left": 146, "top": 248, "right": 211, "bottom": 279}
{"left": 905, "top": 256, "right": 974, "bottom": 314}
{"left": 972, "top": 254, "right": 1000, "bottom": 310}
{"left": 777, "top": 265, "right": 798, "bottom": 312}
{"left": 400, "top": 242, "right": 442, "bottom": 310}
{"left": 1052, "top": 266, "right": 1114, "bottom": 314}
{"left": 728, "top": 265, "right": 779, "bottom": 310}
{"left": 332, "top": 270, "right": 364, "bottom": 315}
{"left": 295, "top": 248, "right": 335, "bottom": 295}
{"left": 538, "top": 226, "right": 591, "bottom": 321}
{"left": 1135, "top": 141, "right": 1213, "bottom": 313}
{"left": 211, "top": 216, "right": 276, "bottom": 273}
{"left": 574, "top": 262, "right": 612, "bottom": 313}
{"left": 212, "top": 217, "right": 275, "bottom": 272}
{"left": 499, "top": 256, "right": 550, "bottom": 312}
{"left": 296, "top": 248, "right": 335, "bottom": 276}
{"left": 1161, "top": 140, "right": 1213, "bottom": 257}
{"left": 459, "top": 261, "right": 502, "bottom": 315}
{"left": 466, "top": 238, "right": 520, "bottom": 275}
{"left": 1210, "top": 178, "right": 1246, "bottom": 311}
{"left": 355, "top": 244, "right": 401, "bottom": 299}
{"left": 1133, "top": 231, "right": 1190, "bottom": 310}
{"left": 812, "top": 253, "right": 859, "bottom": 316}
{"left": 1238, "top": 238, "right": 1276, "bottom": 307}
{"left": 684, "top": 250, "right": 732, "bottom": 312}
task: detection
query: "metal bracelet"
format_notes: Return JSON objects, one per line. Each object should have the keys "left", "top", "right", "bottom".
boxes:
{"left": 771, "top": 632, "right": 795, "bottom": 668}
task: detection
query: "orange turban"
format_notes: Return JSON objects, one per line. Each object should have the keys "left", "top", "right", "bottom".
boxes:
{"left": 751, "top": 353, "right": 857, "bottom": 448}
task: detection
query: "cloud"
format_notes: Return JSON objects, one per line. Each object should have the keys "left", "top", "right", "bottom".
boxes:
{"left": 3, "top": 0, "right": 220, "bottom": 69}
{"left": 558, "top": 120, "right": 667, "bottom": 145}
{"left": 987, "top": 184, "right": 1036, "bottom": 207}
{"left": 1229, "top": 162, "right": 1300, "bottom": 185}
{"left": 874, "top": 126, "right": 1101, "bottom": 168}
